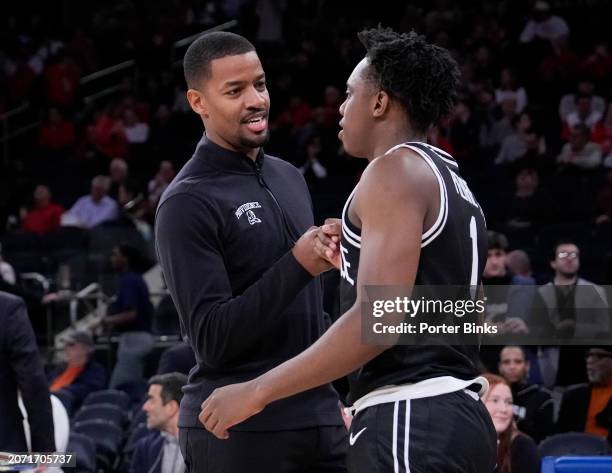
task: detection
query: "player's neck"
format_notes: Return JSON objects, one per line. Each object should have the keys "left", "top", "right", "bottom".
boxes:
{"left": 371, "top": 128, "right": 426, "bottom": 161}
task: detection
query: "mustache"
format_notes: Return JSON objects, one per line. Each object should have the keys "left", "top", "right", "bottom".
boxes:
{"left": 241, "top": 109, "right": 268, "bottom": 122}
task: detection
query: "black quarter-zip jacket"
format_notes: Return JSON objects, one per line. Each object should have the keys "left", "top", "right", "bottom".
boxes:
{"left": 155, "top": 136, "right": 342, "bottom": 430}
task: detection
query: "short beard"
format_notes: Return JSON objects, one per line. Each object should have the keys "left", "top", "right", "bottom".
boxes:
{"left": 239, "top": 129, "right": 270, "bottom": 149}
{"left": 559, "top": 270, "right": 577, "bottom": 279}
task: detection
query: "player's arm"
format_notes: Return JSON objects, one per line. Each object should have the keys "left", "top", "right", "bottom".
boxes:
{"left": 200, "top": 150, "right": 436, "bottom": 438}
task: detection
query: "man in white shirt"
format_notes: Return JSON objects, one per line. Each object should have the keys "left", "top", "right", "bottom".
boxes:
{"left": 63, "top": 175, "right": 118, "bottom": 228}
{"left": 520, "top": 1, "right": 569, "bottom": 44}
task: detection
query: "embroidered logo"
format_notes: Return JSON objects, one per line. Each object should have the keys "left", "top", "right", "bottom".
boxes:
{"left": 247, "top": 210, "right": 261, "bottom": 225}
{"left": 235, "top": 202, "right": 262, "bottom": 220}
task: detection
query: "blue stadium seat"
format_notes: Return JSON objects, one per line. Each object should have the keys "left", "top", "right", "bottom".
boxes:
{"left": 542, "top": 456, "right": 612, "bottom": 473}
{"left": 539, "top": 433, "right": 610, "bottom": 457}
{"left": 83, "top": 389, "right": 130, "bottom": 410}
{"left": 73, "top": 402, "right": 127, "bottom": 427}
{"left": 73, "top": 419, "right": 123, "bottom": 470}
{"left": 67, "top": 432, "right": 97, "bottom": 473}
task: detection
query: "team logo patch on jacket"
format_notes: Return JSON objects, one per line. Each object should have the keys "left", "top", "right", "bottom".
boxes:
{"left": 236, "top": 202, "right": 262, "bottom": 225}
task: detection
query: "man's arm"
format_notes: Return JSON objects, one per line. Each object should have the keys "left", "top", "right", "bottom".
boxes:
{"left": 200, "top": 149, "right": 435, "bottom": 438}
{"left": 155, "top": 193, "right": 331, "bottom": 370}
{"left": 7, "top": 295, "right": 56, "bottom": 451}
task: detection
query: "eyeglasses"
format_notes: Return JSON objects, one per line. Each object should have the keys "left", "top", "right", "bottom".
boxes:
{"left": 586, "top": 352, "right": 612, "bottom": 361}
{"left": 557, "top": 251, "right": 579, "bottom": 260}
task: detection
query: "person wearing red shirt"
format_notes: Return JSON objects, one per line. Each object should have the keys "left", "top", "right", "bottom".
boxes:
{"left": 37, "top": 108, "right": 76, "bottom": 152}
{"left": 21, "top": 185, "right": 65, "bottom": 235}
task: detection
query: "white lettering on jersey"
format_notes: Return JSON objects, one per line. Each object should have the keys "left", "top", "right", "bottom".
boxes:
{"left": 340, "top": 244, "right": 355, "bottom": 286}
{"left": 449, "top": 171, "right": 478, "bottom": 208}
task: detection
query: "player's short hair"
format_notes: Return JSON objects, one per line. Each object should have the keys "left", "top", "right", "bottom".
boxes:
{"left": 357, "top": 26, "right": 460, "bottom": 134}
{"left": 149, "top": 372, "right": 187, "bottom": 405}
{"left": 183, "top": 31, "right": 256, "bottom": 89}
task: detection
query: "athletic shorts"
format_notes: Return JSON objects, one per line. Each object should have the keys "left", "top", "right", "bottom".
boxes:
{"left": 346, "top": 389, "right": 497, "bottom": 473}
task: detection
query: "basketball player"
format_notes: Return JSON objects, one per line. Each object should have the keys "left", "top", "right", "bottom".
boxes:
{"left": 200, "top": 27, "right": 497, "bottom": 472}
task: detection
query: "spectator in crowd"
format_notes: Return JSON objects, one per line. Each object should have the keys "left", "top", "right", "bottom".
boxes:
{"left": 48, "top": 330, "right": 106, "bottom": 414}
{"left": 593, "top": 103, "right": 612, "bottom": 156}
{"left": 581, "top": 41, "right": 612, "bottom": 86}
{"left": 480, "top": 97, "right": 516, "bottom": 155}
{"left": 480, "top": 232, "right": 535, "bottom": 370}
{"left": 123, "top": 108, "right": 150, "bottom": 145}
{"left": 498, "top": 346, "right": 555, "bottom": 443}
{"left": 298, "top": 134, "right": 328, "bottom": 179}
{"left": 537, "top": 240, "right": 610, "bottom": 340}
{"left": 503, "top": 166, "right": 555, "bottom": 229}
{"left": 44, "top": 52, "right": 81, "bottom": 109}
{"left": 557, "top": 124, "right": 602, "bottom": 170}
{"left": 506, "top": 250, "right": 536, "bottom": 284}
{"left": 88, "top": 106, "right": 128, "bottom": 160}
{"left": 0, "top": 292, "right": 56, "bottom": 453}
{"left": 532, "top": 241, "right": 610, "bottom": 388}
{"left": 147, "top": 160, "right": 175, "bottom": 209}
{"left": 482, "top": 373, "right": 540, "bottom": 473}
{"left": 561, "top": 93, "right": 604, "bottom": 141}
{"left": 559, "top": 80, "right": 605, "bottom": 122}
{"left": 557, "top": 346, "right": 612, "bottom": 441}
{"left": 519, "top": 1, "right": 569, "bottom": 45}
{"left": 21, "top": 185, "right": 64, "bottom": 235}
{"left": 0, "top": 242, "right": 17, "bottom": 288}
{"left": 130, "top": 373, "right": 187, "bottom": 473}
{"left": 495, "top": 68, "right": 528, "bottom": 114}
{"left": 495, "top": 112, "right": 544, "bottom": 165}
{"left": 62, "top": 175, "right": 119, "bottom": 228}
{"left": 37, "top": 107, "right": 76, "bottom": 153}
{"left": 109, "top": 158, "right": 129, "bottom": 200}
{"left": 101, "top": 244, "right": 153, "bottom": 333}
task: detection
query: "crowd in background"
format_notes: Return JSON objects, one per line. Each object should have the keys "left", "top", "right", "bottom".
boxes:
{"left": 2, "top": 0, "right": 612, "bottom": 470}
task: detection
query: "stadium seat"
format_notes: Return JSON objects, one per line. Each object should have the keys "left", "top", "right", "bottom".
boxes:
{"left": 83, "top": 389, "right": 130, "bottom": 410}
{"left": 73, "top": 402, "right": 127, "bottom": 428}
{"left": 539, "top": 432, "right": 610, "bottom": 457}
{"left": 67, "top": 432, "right": 97, "bottom": 473}
{"left": 541, "top": 456, "right": 612, "bottom": 473}
{"left": 73, "top": 419, "right": 123, "bottom": 470}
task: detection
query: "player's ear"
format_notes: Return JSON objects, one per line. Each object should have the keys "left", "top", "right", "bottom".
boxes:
{"left": 187, "top": 88, "right": 209, "bottom": 117}
{"left": 372, "top": 90, "right": 390, "bottom": 118}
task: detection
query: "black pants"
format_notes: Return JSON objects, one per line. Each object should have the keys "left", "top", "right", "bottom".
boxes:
{"left": 346, "top": 390, "right": 497, "bottom": 473}
{"left": 179, "top": 426, "right": 347, "bottom": 473}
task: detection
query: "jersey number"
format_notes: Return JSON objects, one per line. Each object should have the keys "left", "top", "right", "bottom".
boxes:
{"left": 469, "top": 216, "right": 478, "bottom": 297}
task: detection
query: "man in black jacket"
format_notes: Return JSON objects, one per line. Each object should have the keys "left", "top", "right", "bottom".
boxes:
{"left": 498, "top": 345, "right": 554, "bottom": 442}
{"left": 130, "top": 373, "right": 187, "bottom": 473}
{"left": 155, "top": 32, "right": 345, "bottom": 472}
{"left": 557, "top": 346, "right": 612, "bottom": 441}
{"left": 0, "top": 291, "right": 55, "bottom": 453}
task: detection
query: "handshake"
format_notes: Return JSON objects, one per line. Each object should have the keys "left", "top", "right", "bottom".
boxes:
{"left": 292, "top": 218, "right": 342, "bottom": 276}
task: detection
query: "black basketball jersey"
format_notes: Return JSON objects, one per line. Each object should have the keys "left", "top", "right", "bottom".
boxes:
{"left": 339, "top": 141, "right": 488, "bottom": 403}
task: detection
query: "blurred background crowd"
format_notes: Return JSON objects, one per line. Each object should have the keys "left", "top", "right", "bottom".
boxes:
{"left": 2, "top": 0, "right": 612, "bottom": 471}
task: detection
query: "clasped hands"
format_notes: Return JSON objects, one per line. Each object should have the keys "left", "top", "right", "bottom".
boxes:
{"left": 197, "top": 219, "right": 342, "bottom": 439}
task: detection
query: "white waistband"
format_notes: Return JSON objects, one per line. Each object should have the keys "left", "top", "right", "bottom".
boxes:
{"left": 351, "top": 376, "right": 489, "bottom": 414}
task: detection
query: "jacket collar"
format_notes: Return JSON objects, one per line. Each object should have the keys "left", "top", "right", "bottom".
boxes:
{"left": 195, "top": 134, "right": 264, "bottom": 174}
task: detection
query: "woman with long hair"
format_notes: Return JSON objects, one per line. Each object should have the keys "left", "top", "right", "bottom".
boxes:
{"left": 483, "top": 373, "right": 541, "bottom": 473}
